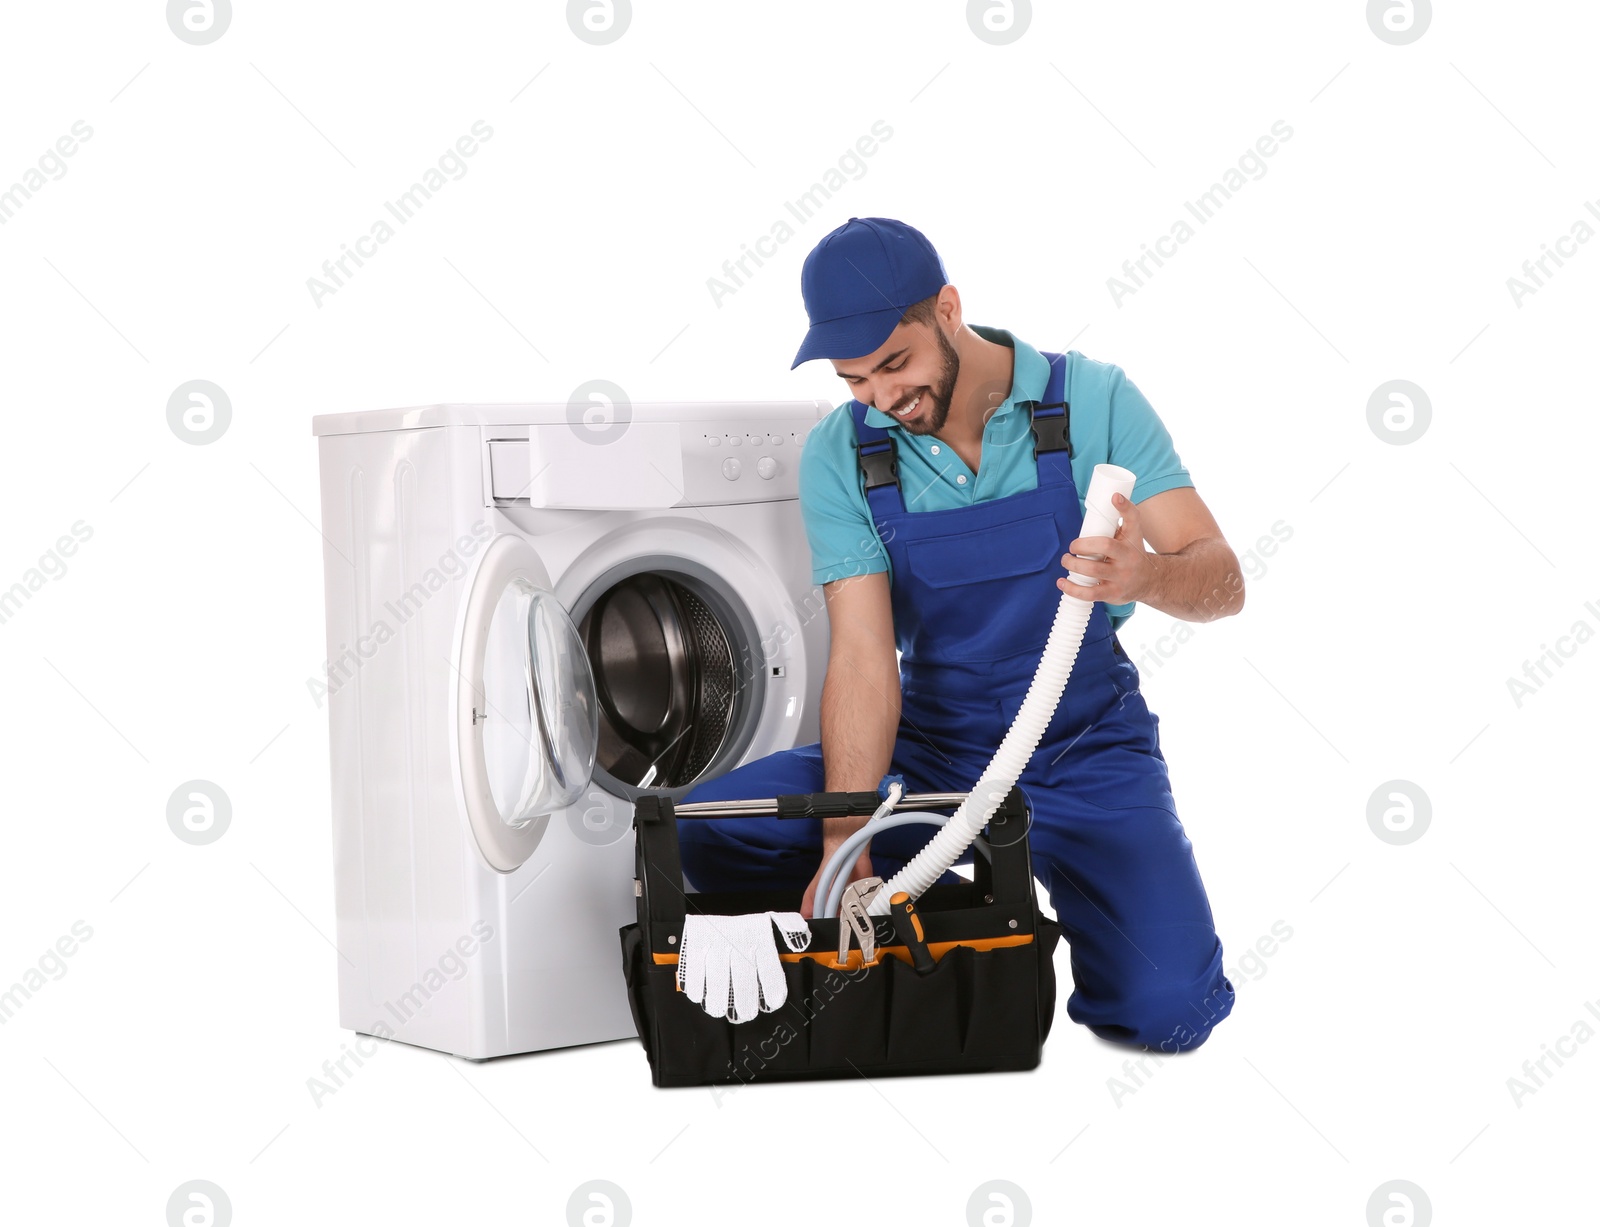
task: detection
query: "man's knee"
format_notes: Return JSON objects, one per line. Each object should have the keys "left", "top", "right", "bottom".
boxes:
{"left": 1109, "top": 976, "right": 1235, "bottom": 1053}
{"left": 1072, "top": 928, "right": 1235, "bottom": 1051}
{"left": 674, "top": 747, "right": 826, "bottom": 892}
{"left": 680, "top": 744, "right": 823, "bottom": 806}
{"left": 676, "top": 814, "right": 752, "bottom": 893}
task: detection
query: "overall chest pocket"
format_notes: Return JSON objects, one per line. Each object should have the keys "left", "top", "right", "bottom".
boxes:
{"left": 904, "top": 512, "right": 1063, "bottom": 588}
{"left": 901, "top": 513, "right": 1065, "bottom": 663}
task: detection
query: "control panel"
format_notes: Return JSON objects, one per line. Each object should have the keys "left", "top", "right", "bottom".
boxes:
{"left": 486, "top": 418, "right": 819, "bottom": 508}
{"left": 699, "top": 426, "right": 808, "bottom": 497}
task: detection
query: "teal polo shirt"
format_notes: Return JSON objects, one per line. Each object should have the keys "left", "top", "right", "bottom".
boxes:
{"left": 797, "top": 325, "right": 1194, "bottom": 632}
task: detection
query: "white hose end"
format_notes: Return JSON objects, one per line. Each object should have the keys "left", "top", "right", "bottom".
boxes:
{"left": 1067, "top": 464, "right": 1138, "bottom": 587}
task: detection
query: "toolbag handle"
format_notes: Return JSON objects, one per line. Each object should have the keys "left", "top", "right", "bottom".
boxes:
{"left": 631, "top": 788, "right": 1035, "bottom": 949}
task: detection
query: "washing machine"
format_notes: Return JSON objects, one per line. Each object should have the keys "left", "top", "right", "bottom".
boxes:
{"left": 311, "top": 399, "right": 833, "bottom": 1059}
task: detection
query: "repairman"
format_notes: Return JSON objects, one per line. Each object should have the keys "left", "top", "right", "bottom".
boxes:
{"left": 678, "top": 217, "right": 1241, "bottom": 1053}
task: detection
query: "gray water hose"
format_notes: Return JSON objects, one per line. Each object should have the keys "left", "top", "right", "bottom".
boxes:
{"left": 815, "top": 805, "right": 948, "bottom": 920}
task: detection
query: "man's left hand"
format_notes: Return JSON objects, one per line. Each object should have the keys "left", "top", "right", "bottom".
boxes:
{"left": 1056, "top": 491, "right": 1156, "bottom": 604}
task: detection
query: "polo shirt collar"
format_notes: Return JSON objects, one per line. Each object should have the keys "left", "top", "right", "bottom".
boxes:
{"left": 860, "top": 325, "right": 1050, "bottom": 430}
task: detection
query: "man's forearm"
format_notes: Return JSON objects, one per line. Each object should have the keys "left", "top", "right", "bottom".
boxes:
{"left": 1136, "top": 536, "right": 1245, "bottom": 622}
{"left": 817, "top": 651, "right": 900, "bottom": 852}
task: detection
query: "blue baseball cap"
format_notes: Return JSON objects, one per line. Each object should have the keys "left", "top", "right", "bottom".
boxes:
{"left": 791, "top": 217, "right": 949, "bottom": 369}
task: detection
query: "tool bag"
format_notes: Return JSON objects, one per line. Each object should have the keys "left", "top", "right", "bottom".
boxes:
{"left": 617, "top": 787, "right": 1062, "bottom": 1087}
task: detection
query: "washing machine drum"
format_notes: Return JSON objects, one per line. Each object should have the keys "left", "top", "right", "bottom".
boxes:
{"left": 580, "top": 574, "right": 738, "bottom": 790}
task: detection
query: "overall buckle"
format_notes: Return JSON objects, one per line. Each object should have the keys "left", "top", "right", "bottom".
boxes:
{"left": 1025, "top": 401, "right": 1072, "bottom": 460}
{"left": 857, "top": 438, "right": 900, "bottom": 490}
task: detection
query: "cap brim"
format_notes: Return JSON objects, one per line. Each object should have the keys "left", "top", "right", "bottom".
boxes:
{"left": 790, "top": 305, "right": 905, "bottom": 370}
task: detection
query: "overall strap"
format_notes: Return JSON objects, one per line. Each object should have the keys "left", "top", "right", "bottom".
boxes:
{"left": 850, "top": 400, "right": 907, "bottom": 516}
{"left": 1020, "top": 350, "right": 1073, "bottom": 487}
{"left": 851, "top": 347, "right": 1072, "bottom": 508}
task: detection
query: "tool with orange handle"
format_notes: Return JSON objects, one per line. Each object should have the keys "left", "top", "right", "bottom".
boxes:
{"left": 889, "top": 890, "right": 936, "bottom": 975}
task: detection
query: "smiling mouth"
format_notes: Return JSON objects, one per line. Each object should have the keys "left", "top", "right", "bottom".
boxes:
{"left": 895, "top": 392, "right": 923, "bottom": 419}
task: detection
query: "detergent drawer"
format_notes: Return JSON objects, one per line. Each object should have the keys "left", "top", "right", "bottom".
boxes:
{"left": 488, "top": 427, "right": 685, "bottom": 508}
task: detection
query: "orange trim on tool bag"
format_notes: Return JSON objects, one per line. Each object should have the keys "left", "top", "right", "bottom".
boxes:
{"left": 651, "top": 933, "right": 1035, "bottom": 982}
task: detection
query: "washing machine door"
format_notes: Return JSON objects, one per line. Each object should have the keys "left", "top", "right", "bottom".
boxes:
{"left": 454, "top": 535, "right": 599, "bottom": 872}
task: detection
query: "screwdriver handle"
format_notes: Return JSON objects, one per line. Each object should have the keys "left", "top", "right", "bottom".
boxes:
{"left": 889, "top": 891, "right": 936, "bottom": 975}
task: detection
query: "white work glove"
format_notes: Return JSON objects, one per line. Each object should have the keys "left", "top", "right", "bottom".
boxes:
{"left": 676, "top": 911, "right": 812, "bottom": 1023}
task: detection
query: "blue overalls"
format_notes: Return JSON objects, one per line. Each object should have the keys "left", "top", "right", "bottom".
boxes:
{"left": 678, "top": 352, "right": 1235, "bottom": 1053}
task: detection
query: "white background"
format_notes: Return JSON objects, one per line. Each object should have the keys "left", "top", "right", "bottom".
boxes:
{"left": 2, "top": 1, "right": 1595, "bottom": 1224}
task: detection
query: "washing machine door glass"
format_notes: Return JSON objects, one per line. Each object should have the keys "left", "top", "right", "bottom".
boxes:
{"left": 457, "top": 535, "right": 599, "bottom": 873}
{"left": 481, "top": 582, "right": 598, "bottom": 824}
{"left": 527, "top": 588, "right": 599, "bottom": 798}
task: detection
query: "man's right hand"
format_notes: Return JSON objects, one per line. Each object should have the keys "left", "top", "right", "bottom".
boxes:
{"left": 801, "top": 845, "right": 876, "bottom": 919}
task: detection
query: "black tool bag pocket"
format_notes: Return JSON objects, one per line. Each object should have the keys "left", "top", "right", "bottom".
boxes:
{"left": 618, "top": 788, "right": 1063, "bottom": 1088}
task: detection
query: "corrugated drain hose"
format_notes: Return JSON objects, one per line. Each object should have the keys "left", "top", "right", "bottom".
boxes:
{"left": 862, "top": 464, "right": 1138, "bottom": 918}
